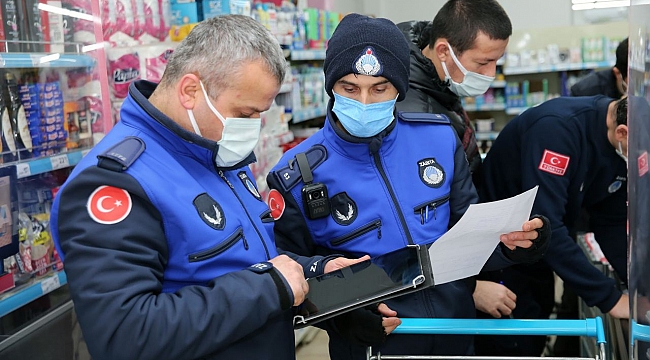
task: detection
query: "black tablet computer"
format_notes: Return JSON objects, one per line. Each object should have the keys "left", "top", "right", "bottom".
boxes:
{"left": 293, "top": 244, "right": 434, "bottom": 328}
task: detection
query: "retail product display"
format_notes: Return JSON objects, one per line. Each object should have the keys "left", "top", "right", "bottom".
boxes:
{"left": 0, "top": 2, "right": 111, "bottom": 358}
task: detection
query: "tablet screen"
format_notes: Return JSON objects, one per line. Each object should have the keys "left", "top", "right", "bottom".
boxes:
{"left": 296, "top": 246, "right": 426, "bottom": 325}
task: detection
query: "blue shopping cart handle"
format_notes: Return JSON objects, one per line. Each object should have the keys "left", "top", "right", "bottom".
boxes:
{"left": 632, "top": 320, "right": 650, "bottom": 343}
{"left": 393, "top": 317, "right": 606, "bottom": 344}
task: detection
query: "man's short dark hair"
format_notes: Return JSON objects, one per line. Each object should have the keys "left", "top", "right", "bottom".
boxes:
{"left": 615, "top": 96, "right": 627, "bottom": 126}
{"left": 428, "top": 0, "right": 512, "bottom": 53}
{"left": 615, "top": 37, "right": 628, "bottom": 81}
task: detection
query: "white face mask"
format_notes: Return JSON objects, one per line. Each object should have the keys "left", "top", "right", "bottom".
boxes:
{"left": 441, "top": 42, "right": 495, "bottom": 97}
{"left": 187, "top": 81, "right": 262, "bottom": 167}
{"left": 616, "top": 141, "right": 628, "bottom": 166}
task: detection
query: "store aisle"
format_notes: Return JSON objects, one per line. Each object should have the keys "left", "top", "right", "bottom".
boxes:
{"left": 296, "top": 329, "right": 330, "bottom": 360}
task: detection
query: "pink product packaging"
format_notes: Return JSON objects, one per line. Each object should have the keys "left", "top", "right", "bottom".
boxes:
{"left": 159, "top": 0, "right": 171, "bottom": 41}
{"left": 101, "top": 0, "right": 116, "bottom": 40}
{"left": 82, "top": 95, "right": 105, "bottom": 135}
{"left": 115, "top": 0, "right": 136, "bottom": 38}
{"left": 132, "top": 0, "right": 146, "bottom": 40}
{"left": 143, "top": 0, "right": 161, "bottom": 40}
{"left": 143, "top": 46, "right": 174, "bottom": 83}
{"left": 67, "top": 0, "right": 94, "bottom": 40}
{"left": 108, "top": 48, "right": 141, "bottom": 99}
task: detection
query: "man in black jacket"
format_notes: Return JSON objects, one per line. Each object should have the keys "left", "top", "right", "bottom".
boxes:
{"left": 397, "top": 0, "right": 518, "bottom": 324}
{"left": 570, "top": 38, "right": 628, "bottom": 98}
{"left": 396, "top": 0, "right": 512, "bottom": 183}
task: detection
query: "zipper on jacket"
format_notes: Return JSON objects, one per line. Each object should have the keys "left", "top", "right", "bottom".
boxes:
{"left": 188, "top": 227, "right": 248, "bottom": 262}
{"left": 218, "top": 170, "right": 271, "bottom": 259}
{"left": 413, "top": 194, "right": 451, "bottom": 224}
{"left": 330, "top": 219, "right": 382, "bottom": 247}
{"left": 260, "top": 209, "right": 274, "bottom": 223}
{"left": 372, "top": 153, "right": 414, "bottom": 245}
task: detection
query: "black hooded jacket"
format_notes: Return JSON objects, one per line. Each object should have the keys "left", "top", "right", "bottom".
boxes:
{"left": 396, "top": 21, "right": 481, "bottom": 179}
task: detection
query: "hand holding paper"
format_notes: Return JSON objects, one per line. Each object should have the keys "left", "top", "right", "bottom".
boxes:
{"left": 428, "top": 186, "right": 539, "bottom": 285}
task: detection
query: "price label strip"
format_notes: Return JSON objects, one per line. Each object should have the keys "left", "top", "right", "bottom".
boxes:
{"left": 41, "top": 275, "right": 61, "bottom": 295}
{"left": 50, "top": 154, "right": 70, "bottom": 170}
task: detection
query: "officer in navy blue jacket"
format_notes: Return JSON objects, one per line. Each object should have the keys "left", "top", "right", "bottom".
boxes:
{"left": 49, "top": 16, "right": 367, "bottom": 360}
{"left": 267, "top": 13, "right": 550, "bottom": 359}
{"left": 570, "top": 38, "right": 628, "bottom": 98}
{"left": 475, "top": 95, "right": 630, "bottom": 356}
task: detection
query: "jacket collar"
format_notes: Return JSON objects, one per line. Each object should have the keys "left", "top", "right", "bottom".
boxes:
{"left": 125, "top": 80, "right": 256, "bottom": 170}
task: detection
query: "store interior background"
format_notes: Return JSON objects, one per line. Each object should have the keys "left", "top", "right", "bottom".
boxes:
{"left": 0, "top": 0, "right": 647, "bottom": 359}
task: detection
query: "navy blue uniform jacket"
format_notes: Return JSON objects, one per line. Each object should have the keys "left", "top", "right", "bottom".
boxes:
{"left": 50, "top": 81, "right": 330, "bottom": 360}
{"left": 479, "top": 96, "right": 625, "bottom": 313}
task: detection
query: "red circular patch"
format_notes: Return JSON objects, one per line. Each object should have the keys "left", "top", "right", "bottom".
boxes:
{"left": 267, "top": 189, "right": 286, "bottom": 220}
{"left": 87, "top": 186, "right": 132, "bottom": 225}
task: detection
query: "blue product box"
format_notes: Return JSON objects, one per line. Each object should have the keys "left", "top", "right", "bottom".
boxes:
{"left": 171, "top": 1, "right": 202, "bottom": 25}
{"left": 203, "top": 0, "right": 229, "bottom": 19}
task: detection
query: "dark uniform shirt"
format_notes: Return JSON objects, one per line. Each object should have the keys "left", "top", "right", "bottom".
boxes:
{"left": 570, "top": 69, "right": 623, "bottom": 99}
{"left": 479, "top": 96, "right": 625, "bottom": 316}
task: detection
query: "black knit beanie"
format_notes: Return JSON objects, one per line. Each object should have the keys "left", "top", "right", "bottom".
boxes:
{"left": 324, "top": 13, "right": 410, "bottom": 102}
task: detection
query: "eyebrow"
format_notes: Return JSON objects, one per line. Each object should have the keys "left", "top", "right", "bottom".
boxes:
{"left": 337, "top": 79, "right": 391, "bottom": 87}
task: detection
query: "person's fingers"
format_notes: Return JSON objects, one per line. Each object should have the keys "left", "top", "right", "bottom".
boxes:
{"left": 521, "top": 218, "right": 543, "bottom": 232}
{"left": 504, "top": 297, "right": 516, "bottom": 311}
{"left": 506, "top": 288, "right": 517, "bottom": 302}
{"left": 377, "top": 303, "right": 397, "bottom": 317}
{"left": 323, "top": 255, "right": 371, "bottom": 273}
{"left": 383, "top": 317, "right": 402, "bottom": 334}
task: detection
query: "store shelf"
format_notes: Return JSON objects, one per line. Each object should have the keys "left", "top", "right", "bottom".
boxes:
{"left": 0, "top": 271, "right": 67, "bottom": 318}
{"left": 0, "top": 53, "right": 96, "bottom": 68}
{"left": 292, "top": 105, "right": 327, "bottom": 124}
{"left": 490, "top": 80, "right": 507, "bottom": 88}
{"left": 15, "top": 148, "right": 90, "bottom": 179}
{"left": 475, "top": 131, "right": 500, "bottom": 141}
{"left": 505, "top": 106, "right": 530, "bottom": 115}
{"left": 503, "top": 60, "right": 614, "bottom": 75}
{"left": 290, "top": 49, "right": 326, "bottom": 61}
{"left": 464, "top": 103, "right": 507, "bottom": 112}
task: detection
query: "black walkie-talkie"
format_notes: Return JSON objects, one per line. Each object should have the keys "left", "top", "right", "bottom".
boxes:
{"left": 297, "top": 152, "right": 330, "bottom": 219}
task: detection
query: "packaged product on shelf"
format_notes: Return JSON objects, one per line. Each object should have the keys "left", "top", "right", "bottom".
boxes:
{"left": 44, "top": 0, "right": 66, "bottom": 53}
{"left": 5, "top": 73, "right": 33, "bottom": 158}
{"left": 19, "top": 80, "right": 68, "bottom": 158}
{"left": 101, "top": 0, "right": 117, "bottom": 40}
{"left": 0, "top": 84, "right": 18, "bottom": 163}
{"left": 202, "top": 0, "right": 228, "bottom": 20}
{"left": 0, "top": 9, "right": 5, "bottom": 52}
{"left": 230, "top": 0, "right": 252, "bottom": 15}
{"left": 141, "top": 45, "right": 175, "bottom": 83}
{"left": 24, "top": 0, "right": 49, "bottom": 53}
{"left": 1, "top": 0, "right": 23, "bottom": 53}
{"left": 111, "top": 100, "right": 124, "bottom": 124}
{"left": 132, "top": 0, "right": 147, "bottom": 41}
{"left": 105, "top": 0, "right": 137, "bottom": 44}
{"left": 63, "top": 100, "right": 92, "bottom": 150}
{"left": 141, "top": 0, "right": 162, "bottom": 43}
{"left": 67, "top": 0, "right": 95, "bottom": 44}
{"left": 108, "top": 47, "right": 142, "bottom": 99}
{"left": 160, "top": 0, "right": 173, "bottom": 41}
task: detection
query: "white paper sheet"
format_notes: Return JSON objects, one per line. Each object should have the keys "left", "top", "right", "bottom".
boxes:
{"left": 428, "top": 186, "right": 539, "bottom": 285}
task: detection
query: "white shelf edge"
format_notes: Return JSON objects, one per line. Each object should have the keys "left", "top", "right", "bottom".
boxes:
{"left": 503, "top": 60, "right": 614, "bottom": 75}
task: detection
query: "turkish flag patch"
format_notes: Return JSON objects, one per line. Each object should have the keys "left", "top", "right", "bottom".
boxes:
{"left": 267, "top": 189, "right": 286, "bottom": 220}
{"left": 538, "top": 149, "right": 570, "bottom": 176}
{"left": 87, "top": 186, "right": 133, "bottom": 225}
{"left": 639, "top": 151, "right": 649, "bottom": 177}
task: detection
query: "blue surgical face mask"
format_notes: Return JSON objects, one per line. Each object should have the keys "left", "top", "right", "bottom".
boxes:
{"left": 332, "top": 92, "right": 398, "bottom": 138}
